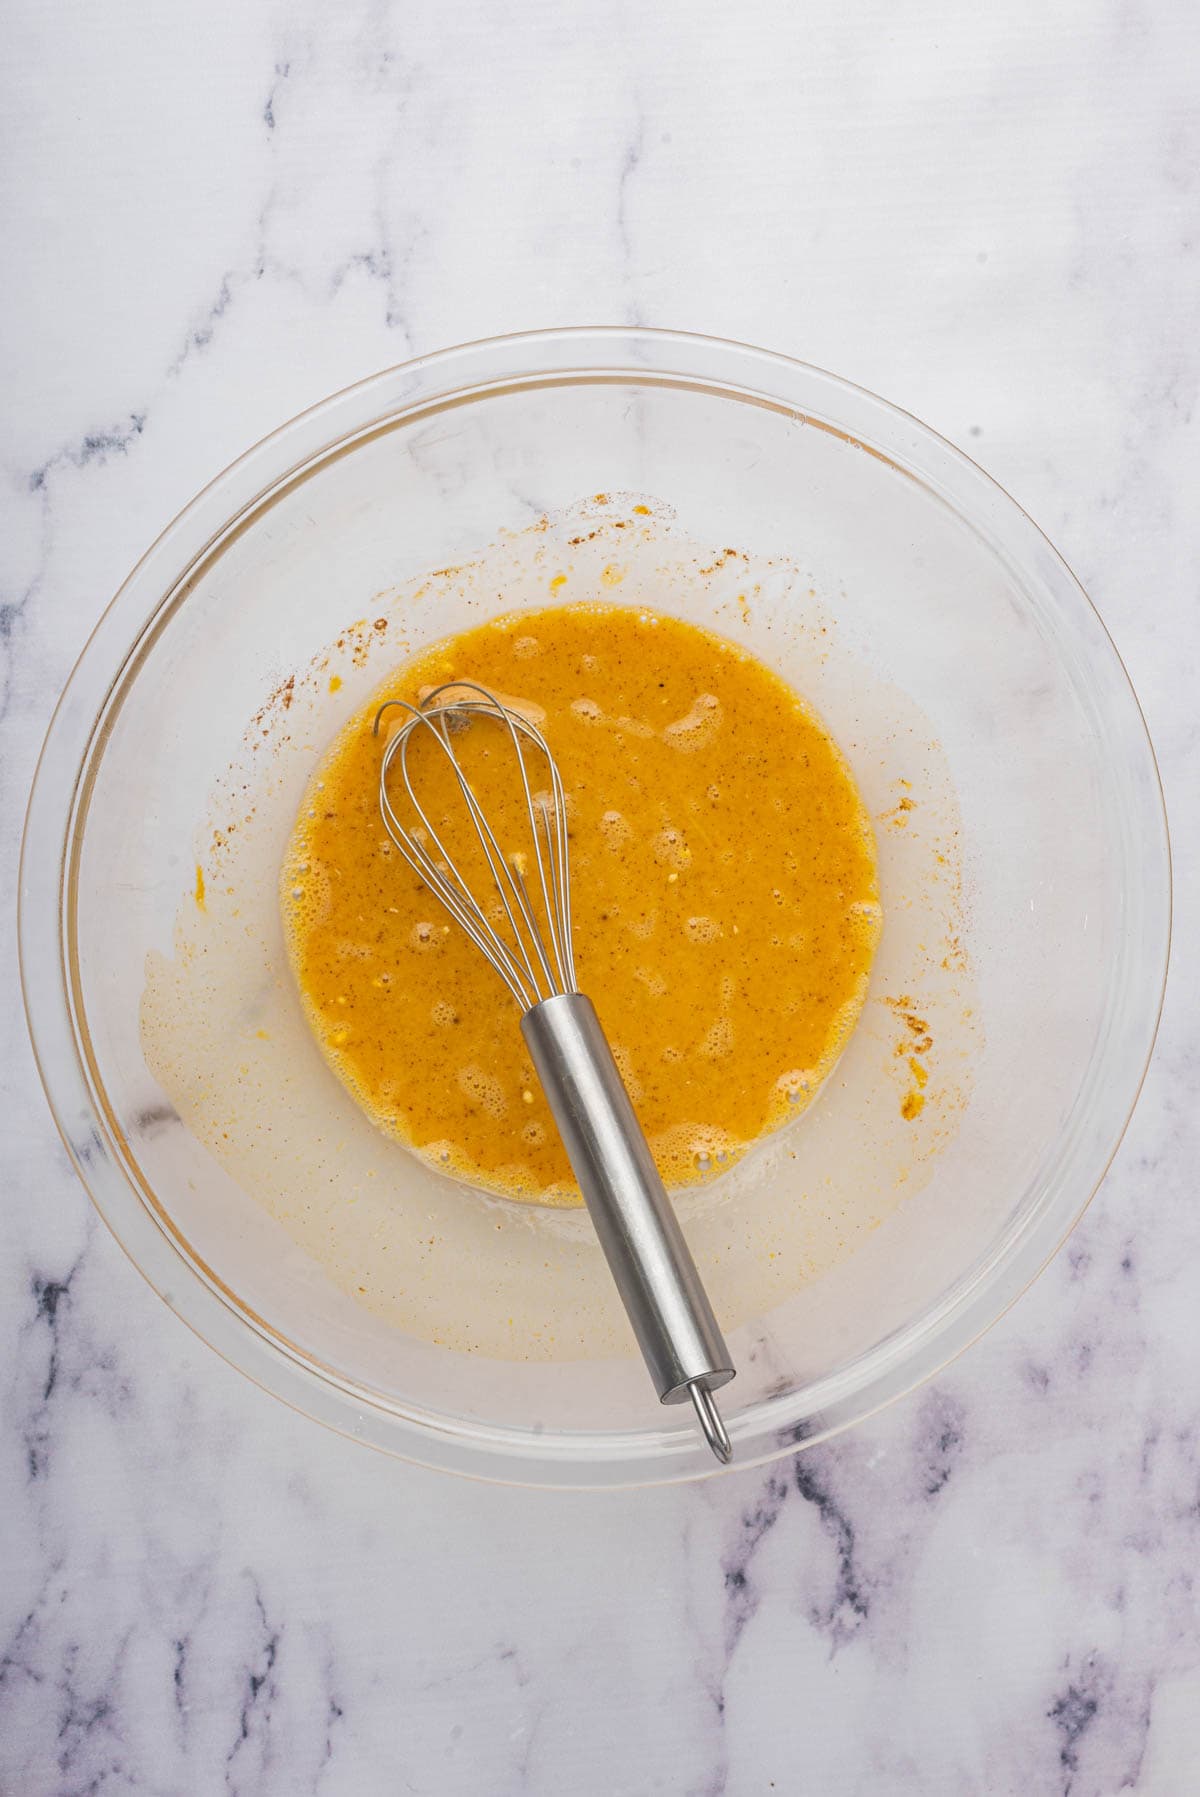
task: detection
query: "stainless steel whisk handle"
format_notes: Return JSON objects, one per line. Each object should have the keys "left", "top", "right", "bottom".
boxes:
{"left": 521, "top": 992, "right": 736, "bottom": 1462}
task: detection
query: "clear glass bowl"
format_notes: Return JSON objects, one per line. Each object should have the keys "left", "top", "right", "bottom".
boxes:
{"left": 20, "top": 328, "right": 1170, "bottom": 1486}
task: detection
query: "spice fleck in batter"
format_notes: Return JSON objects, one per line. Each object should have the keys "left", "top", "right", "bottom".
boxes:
{"left": 282, "top": 605, "right": 881, "bottom": 1204}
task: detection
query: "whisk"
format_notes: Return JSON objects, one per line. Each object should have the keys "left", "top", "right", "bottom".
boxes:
{"left": 375, "top": 681, "right": 736, "bottom": 1463}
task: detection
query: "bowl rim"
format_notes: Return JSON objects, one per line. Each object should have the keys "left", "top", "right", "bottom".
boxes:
{"left": 19, "top": 325, "right": 1172, "bottom": 1487}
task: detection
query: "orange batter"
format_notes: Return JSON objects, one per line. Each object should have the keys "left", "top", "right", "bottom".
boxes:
{"left": 281, "top": 605, "right": 881, "bottom": 1205}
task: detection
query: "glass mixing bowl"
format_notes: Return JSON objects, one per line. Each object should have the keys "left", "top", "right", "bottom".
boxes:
{"left": 20, "top": 329, "right": 1170, "bottom": 1486}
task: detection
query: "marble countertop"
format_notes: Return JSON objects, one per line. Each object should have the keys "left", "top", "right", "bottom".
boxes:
{"left": 3, "top": 2, "right": 1197, "bottom": 1791}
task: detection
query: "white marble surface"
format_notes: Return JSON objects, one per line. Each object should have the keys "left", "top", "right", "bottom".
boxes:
{"left": 3, "top": 2, "right": 1198, "bottom": 1790}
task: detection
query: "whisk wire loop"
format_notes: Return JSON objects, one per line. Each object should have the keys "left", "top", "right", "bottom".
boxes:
{"left": 375, "top": 682, "right": 577, "bottom": 1013}
{"left": 401, "top": 704, "right": 546, "bottom": 1001}
{"left": 377, "top": 704, "right": 530, "bottom": 1008}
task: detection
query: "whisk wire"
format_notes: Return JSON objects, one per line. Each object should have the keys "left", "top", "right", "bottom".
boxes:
{"left": 461, "top": 690, "right": 569, "bottom": 1004}
{"left": 375, "top": 683, "right": 578, "bottom": 1012}
{"left": 421, "top": 684, "right": 570, "bottom": 1003}
{"left": 377, "top": 700, "right": 533, "bottom": 1008}
{"left": 547, "top": 779, "right": 577, "bottom": 990}
{"left": 399, "top": 708, "right": 546, "bottom": 1004}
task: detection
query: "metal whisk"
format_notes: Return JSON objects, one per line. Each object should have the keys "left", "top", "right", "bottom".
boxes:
{"left": 375, "top": 680, "right": 736, "bottom": 1463}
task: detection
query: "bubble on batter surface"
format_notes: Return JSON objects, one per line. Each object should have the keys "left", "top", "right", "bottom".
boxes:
{"left": 653, "top": 827, "right": 692, "bottom": 872}
{"left": 664, "top": 692, "right": 723, "bottom": 752}
{"left": 598, "top": 809, "right": 632, "bottom": 852}
{"left": 609, "top": 1043, "right": 644, "bottom": 1102}
{"left": 456, "top": 1064, "right": 508, "bottom": 1119}
{"left": 652, "top": 1122, "right": 743, "bottom": 1182}
{"left": 684, "top": 914, "right": 721, "bottom": 944}
{"left": 634, "top": 966, "right": 668, "bottom": 998}
{"left": 697, "top": 1016, "right": 734, "bottom": 1059}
